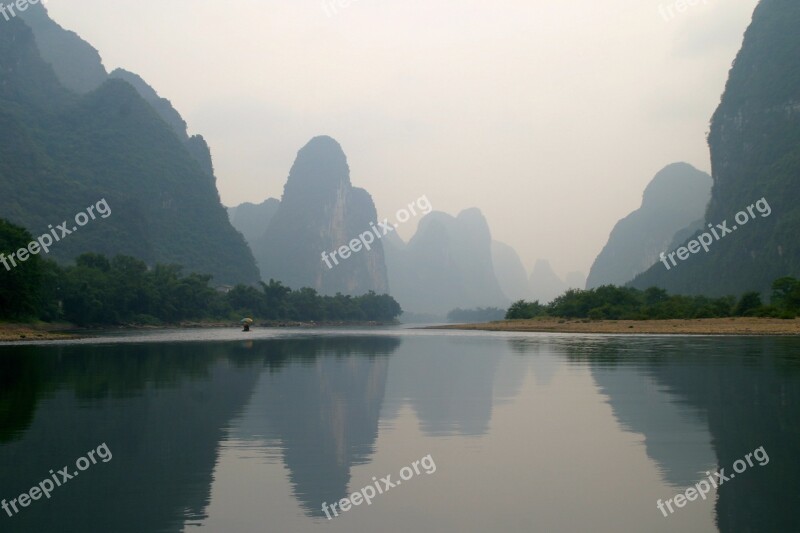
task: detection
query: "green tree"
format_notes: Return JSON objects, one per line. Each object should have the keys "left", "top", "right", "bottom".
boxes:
{"left": 734, "top": 292, "right": 763, "bottom": 316}
{"left": 260, "top": 279, "right": 291, "bottom": 319}
{"left": 0, "top": 219, "right": 43, "bottom": 319}
{"left": 772, "top": 277, "right": 800, "bottom": 314}
{"left": 506, "top": 300, "right": 545, "bottom": 319}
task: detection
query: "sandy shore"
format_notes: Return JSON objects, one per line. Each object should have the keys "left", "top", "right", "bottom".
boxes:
{"left": 432, "top": 317, "right": 800, "bottom": 335}
{"left": 0, "top": 320, "right": 397, "bottom": 343}
{"left": 0, "top": 323, "right": 78, "bottom": 342}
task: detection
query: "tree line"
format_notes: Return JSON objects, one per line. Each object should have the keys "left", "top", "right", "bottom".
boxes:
{"left": 506, "top": 281, "right": 800, "bottom": 321}
{"left": 0, "top": 220, "right": 402, "bottom": 325}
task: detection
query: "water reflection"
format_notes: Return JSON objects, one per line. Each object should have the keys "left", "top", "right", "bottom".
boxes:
{"left": 0, "top": 342, "right": 260, "bottom": 533}
{"left": 0, "top": 336, "right": 400, "bottom": 532}
{"left": 550, "top": 336, "right": 800, "bottom": 533}
{"left": 231, "top": 337, "right": 399, "bottom": 517}
{"left": 0, "top": 333, "right": 798, "bottom": 532}
{"left": 624, "top": 338, "right": 800, "bottom": 533}
{"left": 381, "top": 337, "right": 524, "bottom": 436}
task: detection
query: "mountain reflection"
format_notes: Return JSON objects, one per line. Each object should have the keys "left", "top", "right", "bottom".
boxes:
{"left": 230, "top": 336, "right": 400, "bottom": 518}
{"left": 0, "top": 342, "right": 261, "bottom": 533}
{"left": 382, "top": 336, "right": 525, "bottom": 436}
{"left": 559, "top": 337, "right": 800, "bottom": 533}
{"left": 0, "top": 337, "right": 402, "bottom": 531}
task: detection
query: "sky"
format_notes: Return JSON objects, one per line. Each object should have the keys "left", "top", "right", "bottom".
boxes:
{"left": 44, "top": 0, "right": 761, "bottom": 279}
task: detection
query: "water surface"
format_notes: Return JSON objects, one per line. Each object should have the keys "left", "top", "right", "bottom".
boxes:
{"left": 0, "top": 329, "right": 797, "bottom": 532}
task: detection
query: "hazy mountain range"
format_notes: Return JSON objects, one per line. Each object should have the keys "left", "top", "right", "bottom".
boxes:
{"left": 227, "top": 154, "right": 588, "bottom": 314}
{"left": 3, "top": 0, "right": 798, "bottom": 315}
{"left": 587, "top": 163, "right": 712, "bottom": 289}
{"left": 382, "top": 208, "right": 508, "bottom": 315}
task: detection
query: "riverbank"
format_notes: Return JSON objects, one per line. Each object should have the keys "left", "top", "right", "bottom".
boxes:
{"left": 0, "top": 319, "right": 397, "bottom": 343}
{"left": 110, "top": 319, "right": 396, "bottom": 329}
{"left": 433, "top": 317, "right": 800, "bottom": 335}
{"left": 0, "top": 322, "right": 79, "bottom": 342}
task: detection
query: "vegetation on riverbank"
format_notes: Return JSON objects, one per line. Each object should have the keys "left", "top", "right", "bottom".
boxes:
{"left": 436, "top": 317, "right": 800, "bottom": 335}
{"left": 505, "top": 280, "right": 800, "bottom": 321}
{"left": 1, "top": 219, "right": 402, "bottom": 326}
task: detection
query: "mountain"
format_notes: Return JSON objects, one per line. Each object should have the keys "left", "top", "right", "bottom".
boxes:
{"left": 108, "top": 69, "right": 216, "bottom": 177}
{"left": 384, "top": 209, "right": 508, "bottom": 315}
{"left": 529, "top": 259, "right": 567, "bottom": 304}
{"left": 228, "top": 198, "right": 281, "bottom": 245}
{"left": 491, "top": 240, "right": 532, "bottom": 301}
{"left": 0, "top": 14, "right": 260, "bottom": 285}
{"left": 632, "top": 0, "right": 800, "bottom": 295}
{"left": 565, "top": 271, "right": 587, "bottom": 290}
{"left": 17, "top": 3, "right": 107, "bottom": 94}
{"left": 20, "top": 3, "right": 218, "bottom": 179}
{"left": 253, "top": 136, "right": 389, "bottom": 295}
{"left": 587, "top": 163, "right": 712, "bottom": 289}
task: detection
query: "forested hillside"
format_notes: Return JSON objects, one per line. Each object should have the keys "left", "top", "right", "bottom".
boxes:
{"left": 0, "top": 17, "right": 259, "bottom": 285}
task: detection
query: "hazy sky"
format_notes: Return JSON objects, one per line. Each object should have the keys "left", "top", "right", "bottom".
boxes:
{"left": 45, "top": 0, "right": 760, "bottom": 278}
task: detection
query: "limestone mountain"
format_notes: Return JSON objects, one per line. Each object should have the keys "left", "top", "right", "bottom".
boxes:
{"left": 384, "top": 209, "right": 508, "bottom": 315}
{"left": 587, "top": 163, "right": 712, "bottom": 289}
{"left": 108, "top": 69, "right": 216, "bottom": 177}
{"left": 228, "top": 198, "right": 281, "bottom": 245}
{"left": 0, "top": 15, "right": 260, "bottom": 285}
{"left": 19, "top": 3, "right": 217, "bottom": 178}
{"left": 632, "top": 0, "right": 800, "bottom": 295}
{"left": 529, "top": 259, "right": 567, "bottom": 304}
{"left": 491, "top": 240, "right": 532, "bottom": 301}
{"left": 17, "top": 3, "right": 107, "bottom": 94}
{"left": 253, "top": 137, "right": 389, "bottom": 295}
{"left": 565, "top": 271, "right": 587, "bottom": 290}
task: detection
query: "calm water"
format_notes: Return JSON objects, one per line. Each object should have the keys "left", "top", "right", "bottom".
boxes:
{"left": 0, "top": 328, "right": 798, "bottom": 533}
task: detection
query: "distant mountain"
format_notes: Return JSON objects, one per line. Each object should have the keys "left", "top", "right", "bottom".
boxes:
{"left": 632, "top": 0, "right": 800, "bottom": 295}
{"left": 587, "top": 163, "right": 712, "bottom": 289}
{"left": 18, "top": 3, "right": 107, "bottom": 94}
{"left": 384, "top": 209, "right": 508, "bottom": 315}
{"left": 491, "top": 240, "right": 532, "bottom": 301}
{"left": 253, "top": 136, "right": 389, "bottom": 295}
{"left": 529, "top": 259, "right": 567, "bottom": 304}
{"left": 228, "top": 198, "right": 281, "bottom": 245}
{"left": 565, "top": 271, "right": 587, "bottom": 290}
{"left": 0, "top": 14, "right": 260, "bottom": 285}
